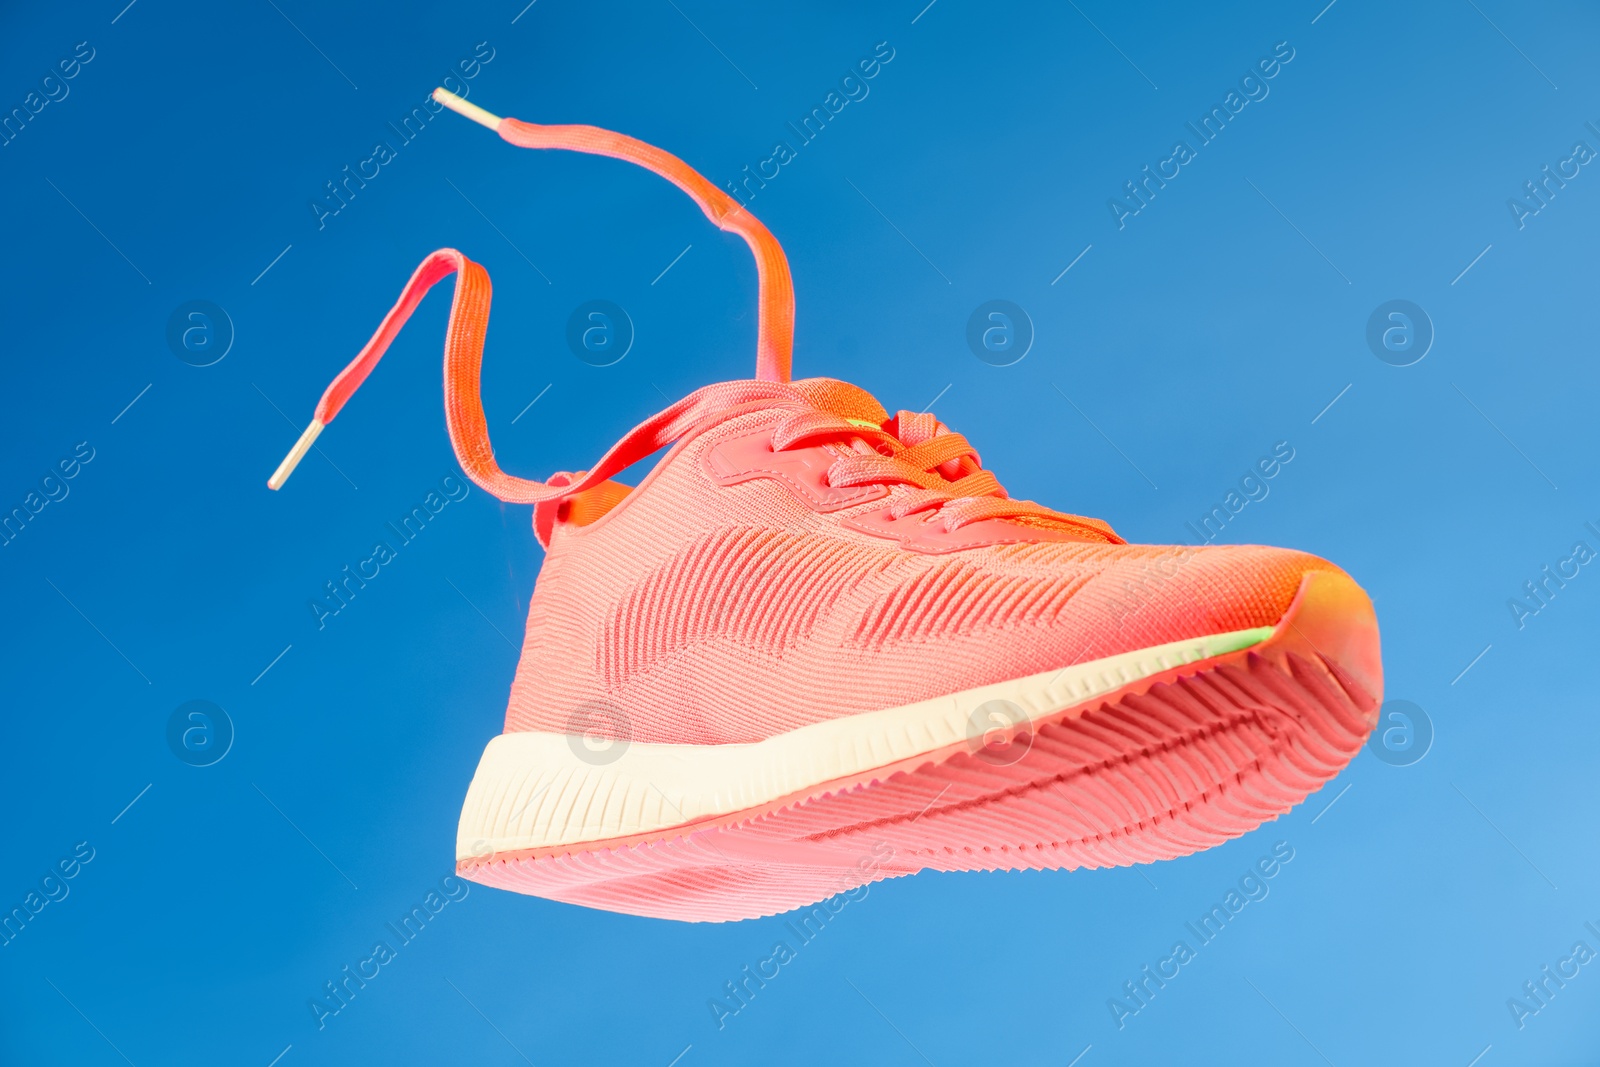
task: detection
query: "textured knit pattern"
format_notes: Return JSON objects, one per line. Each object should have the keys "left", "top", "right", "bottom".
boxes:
{"left": 503, "top": 382, "right": 1340, "bottom": 745}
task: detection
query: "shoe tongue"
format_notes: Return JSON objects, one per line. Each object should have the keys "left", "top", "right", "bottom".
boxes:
{"left": 789, "top": 377, "right": 889, "bottom": 426}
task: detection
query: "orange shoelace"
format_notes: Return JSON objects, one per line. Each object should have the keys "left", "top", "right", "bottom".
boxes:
{"left": 267, "top": 89, "right": 1115, "bottom": 543}
{"left": 268, "top": 89, "right": 793, "bottom": 501}
{"left": 770, "top": 408, "right": 1118, "bottom": 537}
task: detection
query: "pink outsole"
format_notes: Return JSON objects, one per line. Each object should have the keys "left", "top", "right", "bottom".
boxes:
{"left": 459, "top": 572, "right": 1383, "bottom": 921}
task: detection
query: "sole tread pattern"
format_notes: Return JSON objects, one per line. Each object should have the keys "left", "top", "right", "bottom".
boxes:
{"left": 461, "top": 644, "right": 1378, "bottom": 921}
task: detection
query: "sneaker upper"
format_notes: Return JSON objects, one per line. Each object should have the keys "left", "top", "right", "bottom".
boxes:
{"left": 262, "top": 115, "right": 1350, "bottom": 753}
{"left": 506, "top": 377, "right": 1340, "bottom": 746}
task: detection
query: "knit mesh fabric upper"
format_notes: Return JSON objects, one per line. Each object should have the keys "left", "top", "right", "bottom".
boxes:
{"left": 504, "top": 389, "right": 1335, "bottom": 745}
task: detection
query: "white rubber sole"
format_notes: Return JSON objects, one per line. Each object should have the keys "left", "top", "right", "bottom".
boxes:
{"left": 455, "top": 624, "right": 1274, "bottom": 861}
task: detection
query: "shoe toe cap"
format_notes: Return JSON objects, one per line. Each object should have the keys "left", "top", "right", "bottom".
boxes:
{"left": 1080, "top": 543, "right": 1346, "bottom": 647}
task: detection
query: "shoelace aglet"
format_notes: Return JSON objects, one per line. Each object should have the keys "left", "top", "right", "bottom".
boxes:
{"left": 268, "top": 418, "right": 325, "bottom": 491}
{"left": 432, "top": 87, "right": 501, "bottom": 130}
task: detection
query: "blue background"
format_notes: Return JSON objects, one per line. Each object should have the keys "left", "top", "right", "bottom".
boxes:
{"left": 2, "top": 1, "right": 1598, "bottom": 1064}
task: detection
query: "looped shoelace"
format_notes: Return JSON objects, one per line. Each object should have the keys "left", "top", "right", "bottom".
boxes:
{"left": 266, "top": 90, "right": 1119, "bottom": 545}
{"left": 769, "top": 408, "right": 1119, "bottom": 538}
{"left": 267, "top": 89, "right": 795, "bottom": 502}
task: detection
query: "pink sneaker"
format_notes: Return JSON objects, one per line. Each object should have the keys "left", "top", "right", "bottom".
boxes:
{"left": 270, "top": 90, "right": 1382, "bottom": 922}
